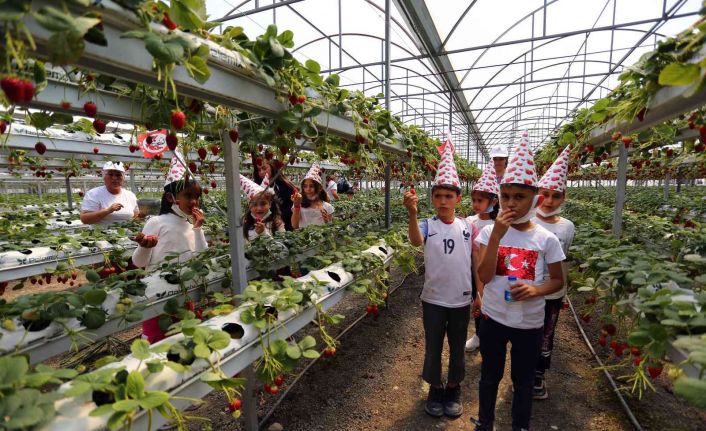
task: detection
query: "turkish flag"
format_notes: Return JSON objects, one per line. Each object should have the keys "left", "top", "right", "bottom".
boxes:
{"left": 137, "top": 129, "right": 168, "bottom": 158}
{"left": 496, "top": 246, "right": 538, "bottom": 280}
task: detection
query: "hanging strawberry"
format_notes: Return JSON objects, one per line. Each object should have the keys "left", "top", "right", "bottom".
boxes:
{"left": 84, "top": 101, "right": 97, "bottom": 118}
{"left": 170, "top": 110, "right": 186, "bottom": 130}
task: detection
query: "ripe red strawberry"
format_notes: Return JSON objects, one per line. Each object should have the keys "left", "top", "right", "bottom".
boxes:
{"left": 166, "top": 133, "right": 178, "bottom": 151}
{"left": 631, "top": 347, "right": 640, "bottom": 356}
{"left": 60, "top": 100, "right": 71, "bottom": 110}
{"left": 162, "top": 12, "right": 177, "bottom": 30}
{"left": 366, "top": 304, "right": 375, "bottom": 314}
{"left": 263, "top": 383, "right": 272, "bottom": 394}
{"left": 279, "top": 145, "right": 288, "bottom": 155}
{"left": 170, "top": 110, "right": 186, "bottom": 130}
{"left": 621, "top": 137, "right": 632, "bottom": 148}
{"left": 274, "top": 375, "right": 284, "bottom": 386}
{"left": 19, "top": 79, "right": 34, "bottom": 102}
{"left": 210, "top": 180, "right": 217, "bottom": 189}
{"left": 611, "top": 131, "right": 622, "bottom": 141}
{"left": 195, "top": 308, "right": 203, "bottom": 319}
{"left": 288, "top": 94, "right": 298, "bottom": 105}
{"left": 35, "top": 142, "right": 47, "bottom": 155}
{"left": 228, "top": 399, "right": 241, "bottom": 412}
{"left": 93, "top": 119, "right": 106, "bottom": 134}
{"left": 83, "top": 101, "right": 97, "bottom": 118}
{"left": 184, "top": 300, "right": 195, "bottom": 312}
{"left": 265, "top": 151, "right": 274, "bottom": 160}
{"left": 610, "top": 340, "right": 619, "bottom": 350}
{"left": 603, "top": 324, "right": 617, "bottom": 336}
{"left": 203, "top": 187, "right": 209, "bottom": 195}
{"left": 634, "top": 356, "right": 642, "bottom": 366}
{"left": 197, "top": 148, "right": 207, "bottom": 160}
{"left": 410, "top": 185, "right": 416, "bottom": 195}
{"left": 585, "top": 144, "right": 594, "bottom": 153}
{"left": 598, "top": 336, "right": 607, "bottom": 347}
{"left": 666, "top": 148, "right": 674, "bottom": 157}
{"left": 647, "top": 366, "right": 662, "bottom": 379}
{"left": 1, "top": 77, "right": 22, "bottom": 103}
{"left": 297, "top": 95, "right": 306, "bottom": 104}
{"left": 0, "top": 120, "right": 6, "bottom": 134}
{"left": 210, "top": 145, "right": 219, "bottom": 156}
{"left": 228, "top": 128, "right": 239, "bottom": 142}
{"left": 323, "top": 347, "right": 336, "bottom": 357}
{"left": 93, "top": 147, "right": 99, "bottom": 154}
{"left": 363, "top": 117, "right": 369, "bottom": 124}
{"left": 188, "top": 161, "right": 197, "bottom": 173}
{"left": 78, "top": 191, "right": 84, "bottom": 197}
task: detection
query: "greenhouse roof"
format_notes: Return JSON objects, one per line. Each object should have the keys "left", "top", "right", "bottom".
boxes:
{"left": 208, "top": 0, "right": 702, "bottom": 163}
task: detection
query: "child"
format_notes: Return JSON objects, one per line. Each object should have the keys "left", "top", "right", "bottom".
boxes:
{"left": 465, "top": 165, "right": 501, "bottom": 352}
{"left": 133, "top": 153, "right": 208, "bottom": 343}
{"left": 404, "top": 138, "right": 477, "bottom": 419}
{"left": 473, "top": 132, "right": 565, "bottom": 431}
{"left": 532, "top": 146, "right": 575, "bottom": 400}
{"left": 292, "top": 163, "right": 334, "bottom": 229}
{"left": 240, "top": 174, "right": 285, "bottom": 241}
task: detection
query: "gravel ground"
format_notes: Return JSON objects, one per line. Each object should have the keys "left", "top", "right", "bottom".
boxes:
{"left": 180, "top": 259, "right": 705, "bottom": 431}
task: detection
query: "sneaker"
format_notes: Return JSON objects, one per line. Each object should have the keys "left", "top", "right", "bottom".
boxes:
{"left": 424, "top": 385, "right": 444, "bottom": 417}
{"left": 470, "top": 417, "right": 492, "bottom": 431}
{"left": 465, "top": 335, "right": 480, "bottom": 351}
{"left": 443, "top": 384, "right": 463, "bottom": 417}
{"left": 533, "top": 374, "right": 548, "bottom": 400}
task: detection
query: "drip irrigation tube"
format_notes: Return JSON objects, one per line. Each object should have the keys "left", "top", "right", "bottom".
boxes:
{"left": 257, "top": 272, "right": 411, "bottom": 429}
{"left": 566, "top": 296, "right": 644, "bottom": 431}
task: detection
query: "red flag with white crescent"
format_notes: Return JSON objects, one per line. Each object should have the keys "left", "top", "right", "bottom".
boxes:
{"left": 496, "top": 246, "right": 538, "bottom": 280}
{"left": 137, "top": 129, "right": 168, "bottom": 158}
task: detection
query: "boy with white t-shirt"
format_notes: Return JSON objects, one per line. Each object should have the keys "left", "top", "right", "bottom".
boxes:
{"left": 404, "top": 138, "right": 479, "bottom": 419}
{"left": 472, "top": 133, "right": 565, "bottom": 431}
{"left": 531, "top": 146, "right": 576, "bottom": 400}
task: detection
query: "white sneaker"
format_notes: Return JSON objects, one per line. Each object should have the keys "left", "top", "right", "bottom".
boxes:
{"left": 465, "top": 335, "right": 480, "bottom": 351}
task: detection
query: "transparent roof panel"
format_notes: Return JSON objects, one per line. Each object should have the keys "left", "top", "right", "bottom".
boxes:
{"left": 206, "top": 0, "right": 703, "bottom": 162}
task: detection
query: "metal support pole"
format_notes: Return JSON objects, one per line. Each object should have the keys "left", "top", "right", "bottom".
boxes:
{"left": 612, "top": 141, "right": 628, "bottom": 238}
{"left": 65, "top": 176, "right": 73, "bottom": 210}
{"left": 676, "top": 167, "right": 683, "bottom": 193}
{"left": 384, "top": 0, "right": 392, "bottom": 229}
{"left": 663, "top": 172, "right": 670, "bottom": 201}
{"left": 129, "top": 169, "right": 137, "bottom": 193}
{"left": 221, "top": 128, "right": 257, "bottom": 431}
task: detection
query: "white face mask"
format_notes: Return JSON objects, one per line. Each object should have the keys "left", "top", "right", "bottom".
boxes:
{"left": 171, "top": 204, "right": 191, "bottom": 222}
{"left": 500, "top": 195, "right": 541, "bottom": 224}
{"left": 537, "top": 207, "right": 562, "bottom": 217}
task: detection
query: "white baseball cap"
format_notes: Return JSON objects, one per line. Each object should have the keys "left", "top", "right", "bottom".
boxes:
{"left": 489, "top": 145, "right": 508, "bottom": 158}
{"left": 102, "top": 161, "right": 125, "bottom": 172}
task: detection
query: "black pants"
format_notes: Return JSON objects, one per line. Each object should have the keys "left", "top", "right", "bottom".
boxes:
{"left": 471, "top": 279, "right": 481, "bottom": 335}
{"left": 422, "top": 301, "right": 471, "bottom": 386}
{"left": 478, "top": 317, "right": 542, "bottom": 430}
{"left": 537, "top": 298, "right": 563, "bottom": 374}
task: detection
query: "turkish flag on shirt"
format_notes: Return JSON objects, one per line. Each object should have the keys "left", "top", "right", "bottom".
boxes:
{"left": 496, "top": 246, "right": 538, "bottom": 280}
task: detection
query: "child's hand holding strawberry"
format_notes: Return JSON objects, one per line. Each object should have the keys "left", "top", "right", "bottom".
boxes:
{"left": 133, "top": 232, "right": 158, "bottom": 248}
{"left": 254, "top": 217, "right": 265, "bottom": 234}
{"left": 403, "top": 190, "right": 418, "bottom": 216}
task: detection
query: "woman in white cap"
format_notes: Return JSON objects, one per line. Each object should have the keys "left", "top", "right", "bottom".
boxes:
{"left": 80, "top": 161, "right": 140, "bottom": 225}
{"left": 489, "top": 145, "right": 509, "bottom": 182}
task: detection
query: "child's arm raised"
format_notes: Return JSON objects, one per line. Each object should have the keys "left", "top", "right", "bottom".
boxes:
{"left": 477, "top": 210, "right": 515, "bottom": 283}
{"left": 403, "top": 191, "right": 423, "bottom": 247}
{"left": 291, "top": 190, "right": 302, "bottom": 229}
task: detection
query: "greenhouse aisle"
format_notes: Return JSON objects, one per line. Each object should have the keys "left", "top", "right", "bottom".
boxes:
{"left": 188, "top": 263, "right": 706, "bottom": 431}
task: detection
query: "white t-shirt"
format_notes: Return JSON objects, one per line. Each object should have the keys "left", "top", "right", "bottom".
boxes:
{"left": 419, "top": 217, "right": 474, "bottom": 307}
{"left": 132, "top": 213, "right": 208, "bottom": 270}
{"left": 466, "top": 214, "right": 495, "bottom": 231}
{"left": 81, "top": 186, "right": 138, "bottom": 226}
{"left": 299, "top": 202, "right": 334, "bottom": 228}
{"left": 532, "top": 217, "right": 575, "bottom": 300}
{"left": 326, "top": 180, "right": 338, "bottom": 201}
{"left": 476, "top": 223, "right": 565, "bottom": 329}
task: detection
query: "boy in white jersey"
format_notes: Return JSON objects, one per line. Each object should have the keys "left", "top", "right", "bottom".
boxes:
{"left": 531, "top": 146, "right": 575, "bottom": 400}
{"left": 472, "top": 132, "right": 565, "bottom": 431}
{"left": 404, "top": 137, "right": 478, "bottom": 418}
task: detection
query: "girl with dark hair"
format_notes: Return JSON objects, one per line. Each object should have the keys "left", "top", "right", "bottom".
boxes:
{"left": 132, "top": 155, "right": 208, "bottom": 343}
{"left": 239, "top": 174, "right": 285, "bottom": 241}
{"left": 254, "top": 158, "right": 296, "bottom": 231}
{"left": 465, "top": 165, "right": 501, "bottom": 352}
{"left": 291, "top": 163, "right": 333, "bottom": 229}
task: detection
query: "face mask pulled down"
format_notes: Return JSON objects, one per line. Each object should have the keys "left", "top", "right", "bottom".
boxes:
{"left": 499, "top": 195, "right": 541, "bottom": 224}
{"left": 172, "top": 204, "right": 192, "bottom": 223}
{"left": 536, "top": 207, "right": 562, "bottom": 217}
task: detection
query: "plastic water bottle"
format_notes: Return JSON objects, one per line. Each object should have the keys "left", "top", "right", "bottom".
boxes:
{"left": 505, "top": 276, "right": 523, "bottom": 324}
